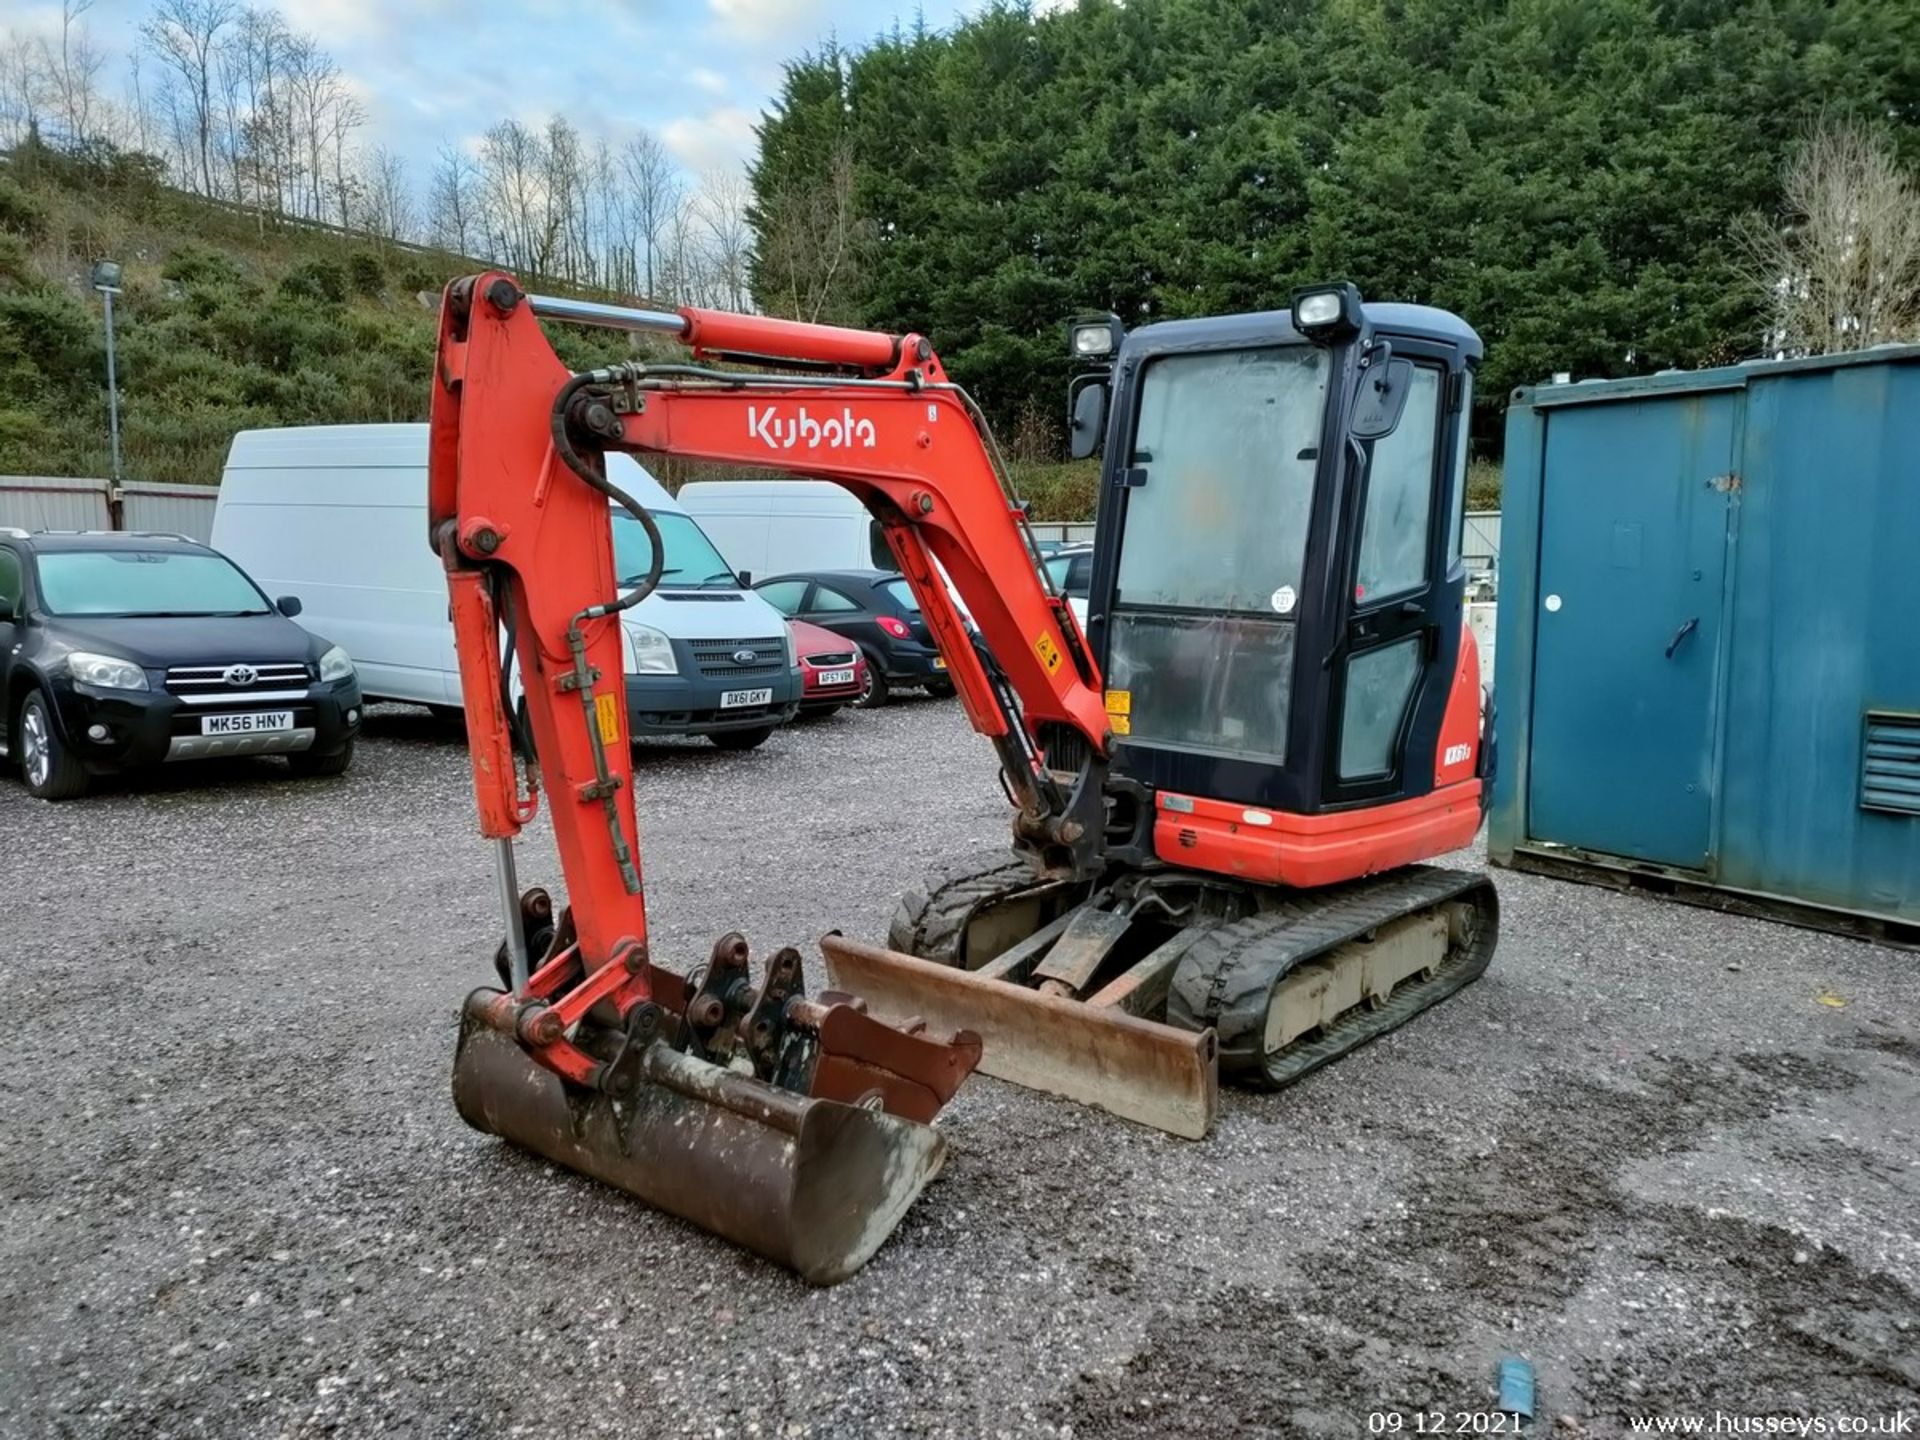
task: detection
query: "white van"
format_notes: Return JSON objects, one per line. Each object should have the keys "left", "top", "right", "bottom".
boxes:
{"left": 213, "top": 425, "right": 802, "bottom": 749}
{"left": 675, "top": 479, "right": 894, "bottom": 579}
{"left": 677, "top": 477, "right": 978, "bottom": 626}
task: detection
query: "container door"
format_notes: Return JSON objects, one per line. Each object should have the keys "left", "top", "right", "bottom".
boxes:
{"left": 1527, "top": 392, "right": 1736, "bottom": 869}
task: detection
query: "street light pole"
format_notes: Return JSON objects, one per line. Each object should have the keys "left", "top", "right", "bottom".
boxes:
{"left": 91, "top": 260, "right": 125, "bottom": 529}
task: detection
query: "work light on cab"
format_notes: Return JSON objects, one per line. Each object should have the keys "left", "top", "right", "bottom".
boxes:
{"left": 1068, "top": 313, "right": 1123, "bottom": 360}
{"left": 1290, "top": 282, "right": 1364, "bottom": 339}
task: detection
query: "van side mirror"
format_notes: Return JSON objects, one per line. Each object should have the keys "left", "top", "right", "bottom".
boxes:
{"left": 1068, "top": 376, "right": 1108, "bottom": 461}
{"left": 737, "top": 570, "right": 752, "bottom": 588}
{"left": 1351, "top": 355, "right": 1415, "bottom": 440}
{"left": 276, "top": 595, "right": 303, "bottom": 617}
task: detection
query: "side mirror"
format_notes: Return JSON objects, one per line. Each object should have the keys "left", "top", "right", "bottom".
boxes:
{"left": 736, "top": 570, "right": 752, "bottom": 588}
{"left": 276, "top": 595, "right": 303, "bottom": 617}
{"left": 1351, "top": 355, "right": 1415, "bottom": 440}
{"left": 1068, "top": 376, "right": 1108, "bottom": 461}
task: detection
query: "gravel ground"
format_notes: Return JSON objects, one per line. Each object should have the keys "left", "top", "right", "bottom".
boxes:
{"left": 2, "top": 698, "right": 1916, "bottom": 1439}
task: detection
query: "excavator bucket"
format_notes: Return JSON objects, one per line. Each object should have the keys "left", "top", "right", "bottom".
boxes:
{"left": 821, "top": 934, "right": 1219, "bottom": 1140}
{"left": 452, "top": 989, "right": 953, "bottom": 1285}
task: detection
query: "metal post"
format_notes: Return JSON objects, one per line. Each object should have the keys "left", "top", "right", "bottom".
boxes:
{"left": 495, "top": 837, "right": 531, "bottom": 992}
{"left": 93, "top": 260, "right": 125, "bottom": 528}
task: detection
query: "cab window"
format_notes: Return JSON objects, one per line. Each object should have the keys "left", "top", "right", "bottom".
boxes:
{"left": 1354, "top": 365, "right": 1443, "bottom": 603}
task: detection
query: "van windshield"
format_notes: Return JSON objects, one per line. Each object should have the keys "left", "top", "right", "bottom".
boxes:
{"left": 37, "top": 549, "right": 273, "bottom": 617}
{"left": 612, "top": 511, "right": 736, "bottom": 588}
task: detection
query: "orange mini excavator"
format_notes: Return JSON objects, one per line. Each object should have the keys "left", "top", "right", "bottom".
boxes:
{"left": 429, "top": 274, "right": 1496, "bottom": 1283}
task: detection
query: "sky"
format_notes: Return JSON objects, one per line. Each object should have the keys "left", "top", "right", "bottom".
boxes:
{"left": 20, "top": 0, "right": 1017, "bottom": 182}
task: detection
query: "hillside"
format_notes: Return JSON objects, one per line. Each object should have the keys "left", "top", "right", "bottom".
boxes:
{"left": 0, "top": 141, "right": 1108, "bottom": 519}
{"left": 0, "top": 140, "right": 635, "bottom": 492}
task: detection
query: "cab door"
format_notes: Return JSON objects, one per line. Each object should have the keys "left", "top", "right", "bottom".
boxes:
{"left": 1322, "top": 351, "right": 1464, "bottom": 804}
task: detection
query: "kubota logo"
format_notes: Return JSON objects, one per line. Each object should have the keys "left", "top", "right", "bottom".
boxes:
{"left": 747, "top": 404, "right": 878, "bottom": 452}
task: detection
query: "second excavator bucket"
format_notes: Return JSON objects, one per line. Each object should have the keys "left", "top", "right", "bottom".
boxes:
{"left": 452, "top": 990, "right": 953, "bottom": 1285}
{"left": 821, "top": 934, "right": 1219, "bottom": 1140}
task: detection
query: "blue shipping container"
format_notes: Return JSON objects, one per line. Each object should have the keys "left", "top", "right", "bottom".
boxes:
{"left": 1490, "top": 347, "right": 1920, "bottom": 945}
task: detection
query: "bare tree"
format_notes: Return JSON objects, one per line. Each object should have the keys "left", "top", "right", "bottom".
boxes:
{"left": 543, "top": 115, "right": 585, "bottom": 282}
{"left": 355, "top": 144, "right": 414, "bottom": 243}
{"left": 142, "top": 0, "right": 238, "bottom": 196}
{"left": 1736, "top": 117, "right": 1920, "bottom": 355}
{"left": 125, "top": 48, "right": 153, "bottom": 154}
{"left": 0, "top": 30, "right": 46, "bottom": 147}
{"left": 756, "top": 138, "right": 872, "bottom": 324}
{"left": 481, "top": 119, "right": 555, "bottom": 273}
{"left": 41, "top": 0, "right": 106, "bottom": 148}
{"left": 694, "top": 168, "right": 753, "bottom": 311}
{"left": 428, "top": 142, "right": 480, "bottom": 256}
{"left": 325, "top": 83, "right": 363, "bottom": 229}
{"left": 619, "top": 130, "right": 680, "bottom": 300}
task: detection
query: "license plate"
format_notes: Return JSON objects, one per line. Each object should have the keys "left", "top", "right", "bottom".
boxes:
{"left": 931, "top": 656, "right": 947, "bottom": 669}
{"left": 201, "top": 710, "right": 294, "bottom": 736}
{"left": 816, "top": 668, "right": 856, "bottom": 686}
{"left": 720, "top": 688, "right": 773, "bottom": 709}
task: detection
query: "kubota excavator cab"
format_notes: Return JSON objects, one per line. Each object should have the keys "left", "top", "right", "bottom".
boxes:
{"left": 1072, "top": 283, "right": 1492, "bottom": 849}
{"left": 836, "top": 284, "right": 1498, "bottom": 1139}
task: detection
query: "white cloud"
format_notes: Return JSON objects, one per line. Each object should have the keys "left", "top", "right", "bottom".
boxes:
{"left": 689, "top": 66, "right": 730, "bottom": 97}
{"left": 660, "top": 106, "right": 758, "bottom": 173}
{"left": 705, "top": 0, "right": 832, "bottom": 39}
{"left": 267, "top": 0, "right": 395, "bottom": 45}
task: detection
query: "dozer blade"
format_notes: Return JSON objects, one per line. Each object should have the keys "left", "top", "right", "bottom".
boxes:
{"left": 452, "top": 991, "right": 948, "bottom": 1285}
{"left": 820, "top": 935, "right": 1218, "bottom": 1140}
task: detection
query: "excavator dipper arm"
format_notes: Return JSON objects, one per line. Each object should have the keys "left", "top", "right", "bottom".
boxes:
{"left": 428, "top": 275, "right": 995, "bottom": 1283}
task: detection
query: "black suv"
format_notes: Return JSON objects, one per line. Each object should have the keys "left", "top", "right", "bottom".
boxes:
{"left": 0, "top": 529, "right": 363, "bottom": 800}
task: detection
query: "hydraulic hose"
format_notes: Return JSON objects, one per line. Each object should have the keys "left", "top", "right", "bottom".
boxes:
{"left": 548, "top": 369, "right": 664, "bottom": 898}
{"left": 551, "top": 370, "right": 666, "bottom": 617}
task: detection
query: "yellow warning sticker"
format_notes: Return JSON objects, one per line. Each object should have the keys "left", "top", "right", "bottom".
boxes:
{"left": 1109, "top": 712, "right": 1131, "bottom": 736}
{"left": 595, "top": 692, "right": 620, "bottom": 745}
{"left": 1105, "top": 689, "right": 1132, "bottom": 716}
{"left": 1034, "top": 631, "right": 1063, "bottom": 676}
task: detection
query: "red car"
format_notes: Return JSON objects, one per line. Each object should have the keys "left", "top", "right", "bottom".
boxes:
{"left": 790, "top": 619, "right": 866, "bottom": 715}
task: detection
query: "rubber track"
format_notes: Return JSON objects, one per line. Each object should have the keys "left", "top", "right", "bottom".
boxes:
{"left": 886, "top": 851, "right": 1057, "bottom": 964}
{"left": 1167, "top": 865, "right": 1499, "bottom": 1091}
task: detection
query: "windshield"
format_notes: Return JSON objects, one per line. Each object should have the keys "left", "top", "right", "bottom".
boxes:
{"left": 36, "top": 549, "right": 272, "bottom": 617}
{"left": 1115, "top": 345, "right": 1329, "bottom": 612}
{"left": 1105, "top": 344, "right": 1330, "bottom": 765}
{"left": 611, "top": 510, "right": 736, "bottom": 588}
{"left": 881, "top": 578, "right": 920, "bottom": 613}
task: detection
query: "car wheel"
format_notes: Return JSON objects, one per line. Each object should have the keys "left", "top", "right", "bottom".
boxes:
{"left": 288, "top": 740, "right": 354, "bottom": 777}
{"left": 709, "top": 725, "right": 774, "bottom": 751}
{"left": 853, "top": 653, "right": 890, "bottom": 709}
{"left": 17, "top": 691, "right": 88, "bottom": 800}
